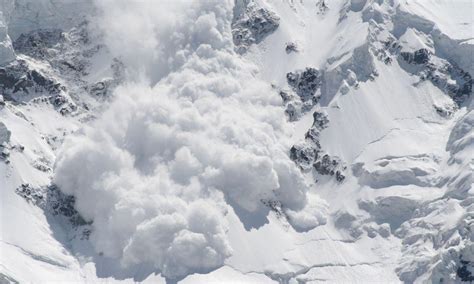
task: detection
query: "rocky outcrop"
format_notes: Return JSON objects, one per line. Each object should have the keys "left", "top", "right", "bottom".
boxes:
{"left": 281, "top": 68, "right": 323, "bottom": 119}
{"left": 287, "top": 67, "right": 322, "bottom": 103}
{"left": 0, "top": 13, "right": 16, "bottom": 65}
{"left": 290, "top": 110, "right": 346, "bottom": 182}
{"left": 285, "top": 42, "right": 298, "bottom": 54}
{"left": 380, "top": 37, "right": 472, "bottom": 106}
{"left": 13, "top": 29, "right": 64, "bottom": 58}
{"left": 232, "top": 1, "right": 279, "bottom": 53}
{"left": 16, "top": 183, "right": 90, "bottom": 228}
{"left": 400, "top": 48, "right": 430, "bottom": 65}
{"left": 0, "top": 60, "right": 63, "bottom": 98}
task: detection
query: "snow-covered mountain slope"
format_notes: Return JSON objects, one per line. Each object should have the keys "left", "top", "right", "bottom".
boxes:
{"left": 0, "top": 0, "right": 472, "bottom": 283}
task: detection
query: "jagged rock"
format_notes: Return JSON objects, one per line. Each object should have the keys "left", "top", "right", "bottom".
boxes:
{"left": 290, "top": 143, "right": 318, "bottom": 171}
{"left": 313, "top": 154, "right": 346, "bottom": 182}
{"left": 285, "top": 101, "right": 302, "bottom": 121}
{"left": 232, "top": 1, "right": 280, "bottom": 54}
{"left": 457, "top": 259, "right": 474, "bottom": 282}
{"left": 335, "top": 171, "right": 345, "bottom": 182}
{"left": 434, "top": 103, "right": 456, "bottom": 118}
{"left": 16, "top": 183, "right": 89, "bottom": 227}
{"left": 285, "top": 42, "right": 298, "bottom": 54}
{"left": 290, "top": 110, "right": 346, "bottom": 182}
{"left": 0, "top": 60, "right": 62, "bottom": 97}
{"left": 400, "top": 48, "right": 430, "bottom": 65}
{"left": 393, "top": 43, "right": 472, "bottom": 106}
{"left": 279, "top": 90, "right": 292, "bottom": 103}
{"left": 422, "top": 63, "right": 472, "bottom": 106}
{"left": 13, "top": 29, "right": 64, "bottom": 58}
{"left": 316, "top": 0, "right": 329, "bottom": 14}
{"left": 313, "top": 154, "right": 337, "bottom": 176}
{"left": 287, "top": 67, "right": 322, "bottom": 103}
{"left": 312, "top": 111, "right": 329, "bottom": 130}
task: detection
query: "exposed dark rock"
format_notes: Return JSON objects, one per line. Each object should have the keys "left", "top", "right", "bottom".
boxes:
{"left": 422, "top": 63, "right": 472, "bottom": 106}
{"left": 312, "top": 110, "right": 329, "bottom": 130}
{"left": 287, "top": 67, "right": 322, "bottom": 103}
{"left": 279, "top": 90, "right": 292, "bottom": 103}
{"left": 457, "top": 259, "right": 474, "bottom": 282}
{"left": 0, "top": 60, "right": 62, "bottom": 97}
{"left": 290, "top": 143, "right": 318, "bottom": 171}
{"left": 394, "top": 44, "right": 472, "bottom": 106}
{"left": 13, "top": 29, "right": 64, "bottom": 58}
{"left": 313, "top": 154, "right": 337, "bottom": 176}
{"left": 434, "top": 104, "right": 456, "bottom": 118}
{"left": 285, "top": 102, "right": 300, "bottom": 122}
{"left": 316, "top": 0, "right": 329, "bottom": 14}
{"left": 261, "top": 199, "right": 284, "bottom": 218}
{"left": 285, "top": 42, "right": 298, "bottom": 54}
{"left": 232, "top": 1, "right": 280, "bottom": 53}
{"left": 16, "top": 183, "right": 90, "bottom": 228}
{"left": 401, "top": 48, "right": 430, "bottom": 65}
{"left": 289, "top": 110, "right": 346, "bottom": 182}
{"left": 336, "top": 171, "right": 346, "bottom": 182}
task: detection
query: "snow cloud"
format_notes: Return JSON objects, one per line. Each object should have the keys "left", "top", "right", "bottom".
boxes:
{"left": 54, "top": 0, "right": 328, "bottom": 279}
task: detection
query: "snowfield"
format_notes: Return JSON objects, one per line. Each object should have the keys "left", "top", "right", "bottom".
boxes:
{"left": 0, "top": 0, "right": 473, "bottom": 283}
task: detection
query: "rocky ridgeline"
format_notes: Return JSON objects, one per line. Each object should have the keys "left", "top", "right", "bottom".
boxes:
{"left": 232, "top": 0, "right": 279, "bottom": 54}
{"left": 13, "top": 29, "right": 65, "bottom": 59}
{"left": 290, "top": 111, "right": 346, "bottom": 183}
{"left": 0, "top": 60, "right": 62, "bottom": 96}
{"left": 1, "top": 22, "right": 124, "bottom": 116}
{"left": 280, "top": 67, "right": 346, "bottom": 183}
{"left": 378, "top": 37, "right": 472, "bottom": 107}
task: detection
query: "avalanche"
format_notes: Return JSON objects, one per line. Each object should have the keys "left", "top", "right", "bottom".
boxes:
{"left": 0, "top": 0, "right": 472, "bottom": 283}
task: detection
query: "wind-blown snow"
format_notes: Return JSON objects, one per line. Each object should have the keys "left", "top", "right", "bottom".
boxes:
{"left": 53, "top": 0, "right": 326, "bottom": 278}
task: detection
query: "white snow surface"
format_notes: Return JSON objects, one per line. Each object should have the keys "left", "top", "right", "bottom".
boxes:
{"left": 0, "top": 0, "right": 473, "bottom": 283}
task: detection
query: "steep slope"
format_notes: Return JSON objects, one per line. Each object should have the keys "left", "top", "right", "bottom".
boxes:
{"left": 0, "top": 0, "right": 472, "bottom": 283}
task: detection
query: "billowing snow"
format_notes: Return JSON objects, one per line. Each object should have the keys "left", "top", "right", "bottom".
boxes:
{"left": 0, "top": 0, "right": 473, "bottom": 283}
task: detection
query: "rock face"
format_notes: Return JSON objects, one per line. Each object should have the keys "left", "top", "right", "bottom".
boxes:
{"left": 383, "top": 37, "right": 473, "bottom": 106}
{"left": 16, "top": 184, "right": 90, "bottom": 228}
{"left": 281, "top": 67, "right": 323, "bottom": 120}
{"left": 285, "top": 42, "right": 298, "bottom": 54}
{"left": 287, "top": 68, "right": 322, "bottom": 103}
{"left": 232, "top": 0, "right": 279, "bottom": 53}
{"left": 13, "top": 29, "right": 64, "bottom": 58}
{"left": 400, "top": 48, "right": 430, "bottom": 64}
{"left": 0, "top": 60, "right": 62, "bottom": 98}
{"left": 290, "top": 110, "right": 346, "bottom": 182}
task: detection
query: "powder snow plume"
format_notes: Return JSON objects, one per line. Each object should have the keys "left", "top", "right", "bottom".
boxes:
{"left": 53, "top": 0, "right": 327, "bottom": 279}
